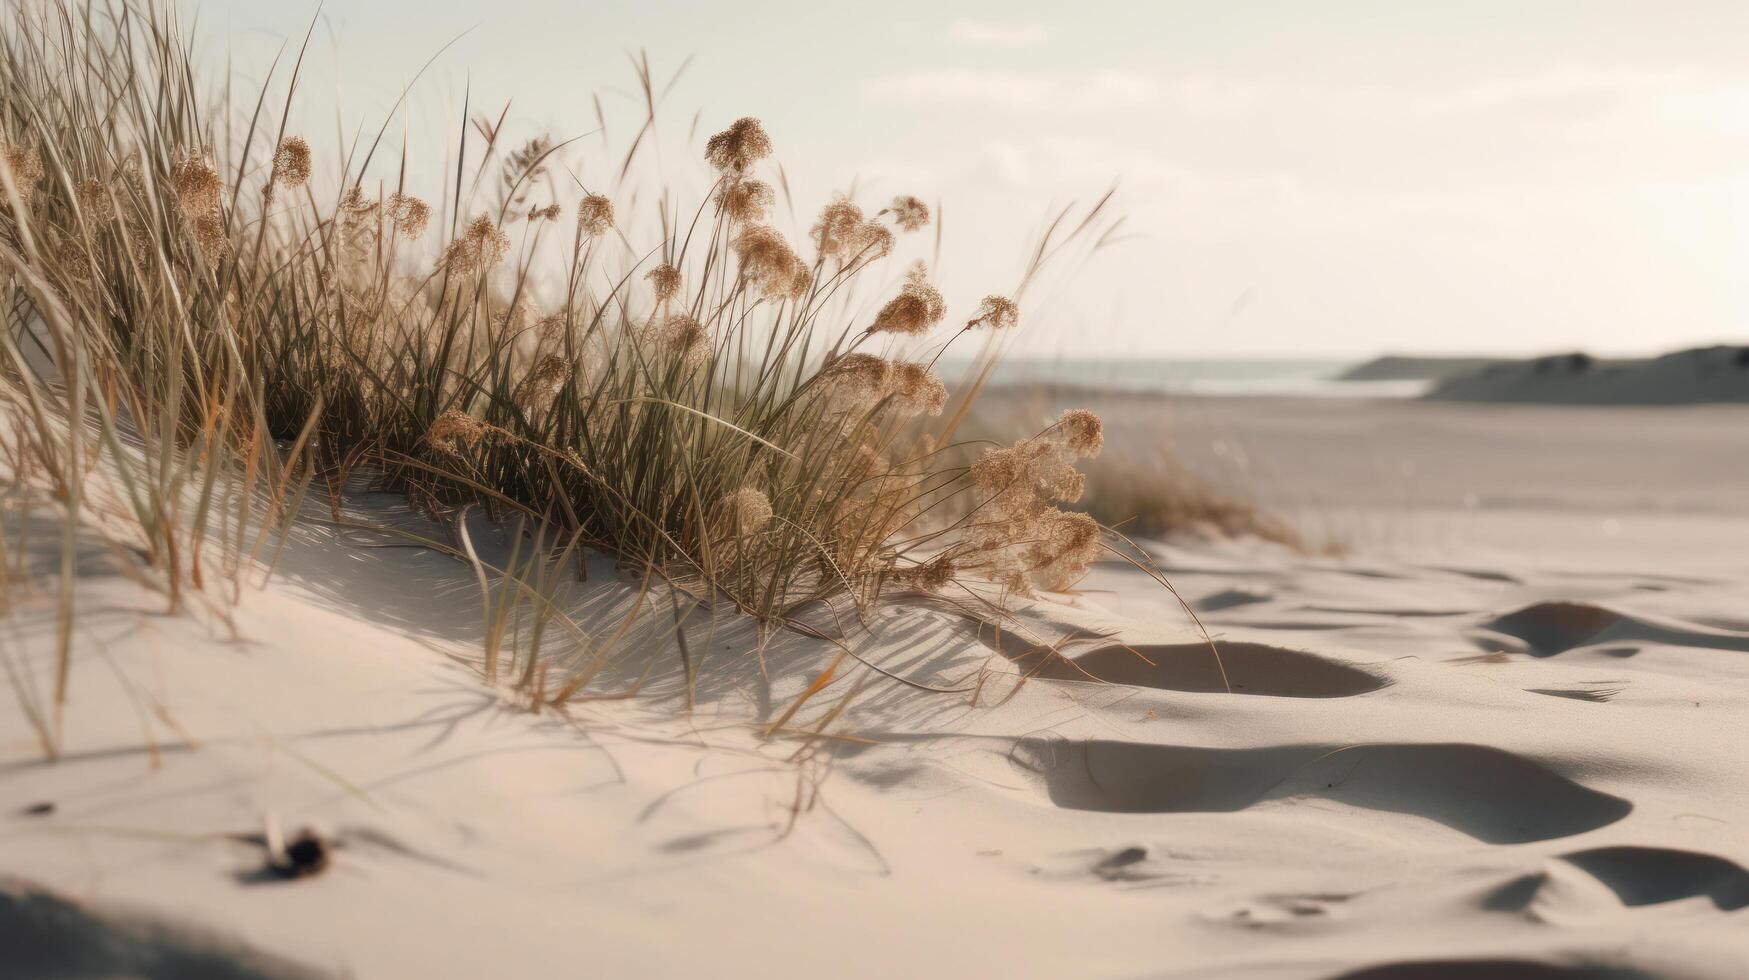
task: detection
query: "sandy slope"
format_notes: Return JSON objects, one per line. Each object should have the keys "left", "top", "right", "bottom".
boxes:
{"left": 5, "top": 398, "right": 1749, "bottom": 979}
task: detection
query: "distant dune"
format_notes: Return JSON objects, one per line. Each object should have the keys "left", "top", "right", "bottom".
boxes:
{"left": 1338, "top": 355, "right": 1507, "bottom": 381}
{"left": 1427, "top": 345, "right": 1749, "bottom": 404}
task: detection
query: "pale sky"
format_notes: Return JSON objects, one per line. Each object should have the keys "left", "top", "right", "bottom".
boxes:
{"left": 209, "top": 1, "right": 1749, "bottom": 359}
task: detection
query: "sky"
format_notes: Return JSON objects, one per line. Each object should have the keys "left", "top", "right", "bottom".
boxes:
{"left": 207, "top": 0, "right": 1749, "bottom": 359}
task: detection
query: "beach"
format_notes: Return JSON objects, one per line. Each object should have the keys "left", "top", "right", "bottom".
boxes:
{"left": 7, "top": 391, "right": 1748, "bottom": 978}
{"left": 8, "top": 0, "right": 1749, "bottom": 974}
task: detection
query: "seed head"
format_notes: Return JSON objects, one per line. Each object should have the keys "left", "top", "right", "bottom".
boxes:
{"left": 1047, "top": 467, "right": 1086, "bottom": 504}
{"left": 886, "top": 361, "right": 947, "bottom": 416}
{"left": 1030, "top": 510, "right": 1102, "bottom": 591}
{"left": 172, "top": 153, "right": 222, "bottom": 218}
{"left": 76, "top": 180, "right": 115, "bottom": 224}
{"left": 1052, "top": 408, "right": 1104, "bottom": 457}
{"left": 704, "top": 117, "right": 773, "bottom": 176}
{"left": 0, "top": 139, "right": 44, "bottom": 192}
{"left": 856, "top": 222, "right": 895, "bottom": 263}
{"left": 386, "top": 193, "right": 430, "bottom": 239}
{"left": 189, "top": 210, "right": 229, "bottom": 261}
{"left": 654, "top": 313, "right": 711, "bottom": 363}
{"left": 578, "top": 194, "right": 614, "bottom": 237}
{"left": 718, "top": 486, "right": 773, "bottom": 534}
{"left": 533, "top": 312, "right": 569, "bottom": 345}
{"left": 969, "top": 295, "right": 1020, "bottom": 331}
{"left": 812, "top": 197, "right": 863, "bottom": 259}
{"left": 871, "top": 262, "right": 946, "bottom": 336}
{"left": 970, "top": 438, "right": 1075, "bottom": 520}
{"left": 715, "top": 178, "right": 774, "bottom": 223}
{"left": 271, "top": 136, "right": 312, "bottom": 189}
{"left": 444, "top": 215, "right": 511, "bottom": 275}
{"left": 887, "top": 195, "right": 930, "bottom": 232}
{"left": 970, "top": 442, "right": 1035, "bottom": 512}
{"left": 336, "top": 187, "right": 381, "bottom": 258}
{"left": 822, "top": 353, "right": 891, "bottom": 405}
{"left": 119, "top": 226, "right": 151, "bottom": 270}
{"left": 340, "top": 186, "right": 378, "bottom": 215}
{"left": 1048, "top": 510, "right": 1100, "bottom": 554}
{"left": 491, "top": 299, "right": 533, "bottom": 333}
{"left": 513, "top": 356, "right": 571, "bottom": 414}
{"left": 528, "top": 203, "right": 562, "bottom": 222}
{"left": 819, "top": 354, "right": 945, "bottom": 415}
{"left": 646, "top": 264, "right": 682, "bottom": 302}
{"left": 813, "top": 197, "right": 894, "bottom": 264}
{"left": 426, "top": 409, "right": 487, "bottom": 455}
{"left": 891, "top": 555, "right": 955, "bottom": 593}
{"left": 733, "top": 225, "right": 809, "bottom": 299}
{"left": 54, "top": 239, "right": 95, "bottom": 282}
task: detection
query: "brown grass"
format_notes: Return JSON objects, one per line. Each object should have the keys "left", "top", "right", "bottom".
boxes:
{"left": 1077, "top": 452, "right": 1311, "bottom": 551}
{"left": 0, "top": 0, "right": 1141, "bottom": 749}
{"left": 960, "top": 388, "right": 1316, "bottom": 553}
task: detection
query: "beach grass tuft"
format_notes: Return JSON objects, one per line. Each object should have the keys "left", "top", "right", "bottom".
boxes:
{"left": 0, "top": 0, "right": 1132, "bottom": 748}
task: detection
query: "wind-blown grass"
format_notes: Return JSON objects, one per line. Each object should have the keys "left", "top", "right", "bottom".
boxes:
{"left": 0, "top": 0, "right": 1132, "bottom": 748}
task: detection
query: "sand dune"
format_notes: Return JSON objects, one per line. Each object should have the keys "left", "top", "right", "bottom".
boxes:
{"left": 1428, "top": 346, "right": 1749, "bottom": 404}
{"left": 1337, "top": 356, "right": 1508, "bottom": 382}
{"left": 5, "top": 397, "right": 1749, "bottom": 978}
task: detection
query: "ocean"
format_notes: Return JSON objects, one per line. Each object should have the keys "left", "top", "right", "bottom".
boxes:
{"left": 947, "top": 358, "right": 1432, "bottom": 398}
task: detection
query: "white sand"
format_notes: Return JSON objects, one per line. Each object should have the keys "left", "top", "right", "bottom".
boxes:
{"left": 5, "top": 397, "right": 1749, "bottom": 979}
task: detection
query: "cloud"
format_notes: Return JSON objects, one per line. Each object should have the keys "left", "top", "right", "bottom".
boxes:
{"left": 1417, "top": 67, "right": 1691, "bottom": 116}
{"left": 1411, "top": 67, "right": 1749, "bottom": 140}
{"left": 948, "top": 21, "right": 1047, "bottom": 47}
{"left": 862, "top": 69, "right": 1160, "bottom": 112}
{"left": 860, "top": 69, "right": 1270, "bottom": 118}
{"left": 980, "top": 137, "right": 1302, "bottom": 205}
{"left": 864, "top": 62, "right": 1749, "bottom": 137}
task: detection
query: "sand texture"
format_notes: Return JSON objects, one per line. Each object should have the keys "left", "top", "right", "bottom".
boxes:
{"left": 4, "top": 396, "right": 1748, "bottom": 979}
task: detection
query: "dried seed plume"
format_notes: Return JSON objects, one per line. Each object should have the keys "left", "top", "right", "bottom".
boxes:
{"left": 270, "top": 136, "right": 311, "bottom": 189}
{"left": 705, "top": 117, "right": 773, "bottom": 175}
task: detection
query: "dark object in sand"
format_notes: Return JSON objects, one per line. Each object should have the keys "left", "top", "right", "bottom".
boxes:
{"left": 20, "top": 801, "right": 54, "bottom": 817}
{"left": 271, "top": 829, "right": 332, "bottom": 879}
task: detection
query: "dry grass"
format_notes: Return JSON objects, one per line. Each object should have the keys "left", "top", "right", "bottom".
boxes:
{"left": 1077, "top": 452, "right": 1311, "bottom": 551}
{"left": 0, "top": 0, "right": 1135, "bottom": 749}
{"left": 961, "top": 387, "right": 1314, "bottom": 553}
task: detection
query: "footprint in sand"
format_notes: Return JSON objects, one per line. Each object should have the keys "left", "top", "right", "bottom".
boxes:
{"left": 1207, "top": 891, "right": 1357, "bottom": 931}
{"left": 1088, "top": 844, "right": 1154, "bottom": 882}
{"left": 1034, "top": 843, "right": 1200, "bottom": 886}
{"left": 982, "top": 631, "right": 1389, "bottom": 698}
{"left": 1559, "top": 846, "right": 1749, "bottom": 911}
{"left": 1523, "top": 686, "right": 1626, "bottom": 703}
{"left": 1193, "top": 587, "right": 1274, "bottom": 612}
{"left": 1484, "top": 846, "right": 1749, "bottom": 920}
{"left": 1327, "top": 960, "right": 1649, "bottom": 979}
{"left": 1008, "top": 739, "right": 1631, "bottom": 843}
{"left": 1423, "top": 565, "right": 1524, "bottom": 585}
{"left": 1481, "top": 601, "right": 1749, "bottom": 657}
